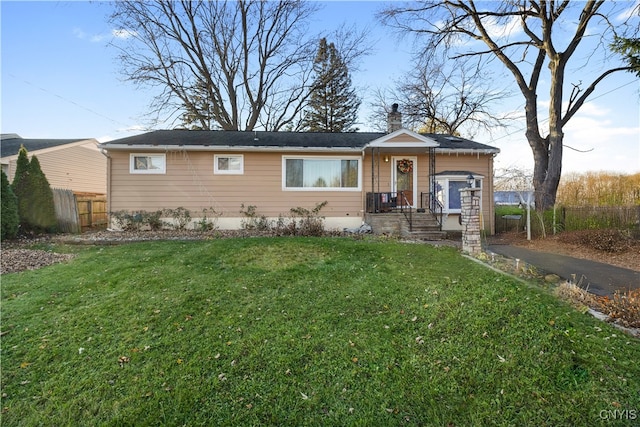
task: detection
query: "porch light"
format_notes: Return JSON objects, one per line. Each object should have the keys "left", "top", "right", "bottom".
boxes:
{"left": 384, "top": 155, "right": 389, "bottom": 163}
{"left": 467, "top": 173, "right": 475, "bottom": 188}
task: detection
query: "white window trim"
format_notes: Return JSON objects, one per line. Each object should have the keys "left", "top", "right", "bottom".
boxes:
{"left": 436, "top": 175, "right": 483, "bottom": 213}
{"left": 282, "top": 155, "right": 362, "bottom": 191}
{"left": 130, "top": 153, "right": 166, "bottom": 174}
{"left": 214, "top": 154, "right": 244, "bottom": 175}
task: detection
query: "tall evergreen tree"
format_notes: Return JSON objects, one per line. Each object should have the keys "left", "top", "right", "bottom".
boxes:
{"left": 10, "top": 146, "right": 57, "bottom": 233}
{"left": 1, "top": 170, "right": 19, "bottom": 240}
{"left": 301, "top": 38, "right": 360, "bottom": 132}
{"left": 28, "top": 156, "right": 57, "bottom": 232}
{"left": 12, "top": 145, "right": 31, "bottom": 229}
{"left": 612, "top": 36, "right": 640, "bottom": 77}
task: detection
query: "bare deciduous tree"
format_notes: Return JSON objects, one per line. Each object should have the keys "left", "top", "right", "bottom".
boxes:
{"left": 380, "top": 1, "right": 640, "bottom": 211}
{"left": 109, "top": 1, "right": 333, "bottom": 131}
{"left": 403, "top": 56, "right": 513, "bottom": 137}
{"left": 368, "top": 55, "right": 514, "bottom": 137}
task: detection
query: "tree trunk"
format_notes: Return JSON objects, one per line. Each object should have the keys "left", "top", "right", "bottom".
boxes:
{"left": 528, "top": 51, "right": 566, "bottom": 212}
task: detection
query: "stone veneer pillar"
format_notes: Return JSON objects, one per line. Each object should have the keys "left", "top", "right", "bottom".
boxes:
{"left": 459, "top": 188, "right": 482, "bottom": 255}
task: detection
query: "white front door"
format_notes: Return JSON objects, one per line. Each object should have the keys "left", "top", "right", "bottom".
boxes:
{"left": 392, "top": 156, "right": 417, "bottom": 207}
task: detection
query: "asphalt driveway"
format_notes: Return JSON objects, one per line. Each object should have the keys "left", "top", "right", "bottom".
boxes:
{"left": 486, "top": 244, "right": 639, "bottom": 296}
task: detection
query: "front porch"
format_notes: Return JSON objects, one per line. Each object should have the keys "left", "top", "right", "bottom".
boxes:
{"left": 365, "top": 191, "right": 446, "bottom": 240}
{"left": 363, "top": 129, "right": 444, "bottom": 238}
{"left": 364, "top": 211, "right": 447, "bottom": 240}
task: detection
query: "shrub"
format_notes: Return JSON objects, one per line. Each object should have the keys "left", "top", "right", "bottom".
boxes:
{"left": 195, "top": 207, "right": 220, "bottom": 231}
{"left": 164, "top": 207, "right": 191, "bottom": 230}
{"left": 1, "top": 170, "right": 19, "bottom": 240}
{"left": 111, "top": 210, "right": 145, "bottom": 231}
{"left": 239, "top": 204, "right": 270, "bottom": 231}
{"left": 145, "top": 210, "right": 164, "bottom": 230}
{"left": 289, "top": 201, "right": 327, "bottom": 237}
{"left": 110, "top": 210, "right": 167, "bottom": 231}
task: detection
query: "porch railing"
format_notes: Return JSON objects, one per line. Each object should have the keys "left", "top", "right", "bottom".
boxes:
{"left": 366, "top": 191, "right": 411, "bottom": 213}
{"left": 420, "top": 192, "right": 444, "bottom": 230}
{"left": 366, "top": 191, "right": 445, "bottom": 232}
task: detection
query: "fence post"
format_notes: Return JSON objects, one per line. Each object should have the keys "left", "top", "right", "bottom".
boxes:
{"left": 88, "top": 200, "right": 94, "bottom": 228}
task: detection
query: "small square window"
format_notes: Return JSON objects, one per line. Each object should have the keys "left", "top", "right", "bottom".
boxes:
{"left": 214, "top": 155, "right": 244, "bottom": 174}
{"left": 130, "top": 154, "right": 166, "bottom": 174}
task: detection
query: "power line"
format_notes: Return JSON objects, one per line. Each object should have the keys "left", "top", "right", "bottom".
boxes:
{"left": 7, "top": 73, "right": 132, "bottom": 128}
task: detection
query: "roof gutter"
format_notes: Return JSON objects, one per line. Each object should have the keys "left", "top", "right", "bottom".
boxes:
{"left": 98, "top": 144, "right": 363, "bottom": 153}
{"left": 435, "top": 148, "right": 500, "bottom": 155}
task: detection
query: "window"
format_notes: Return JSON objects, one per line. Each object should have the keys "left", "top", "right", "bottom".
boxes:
{"left": 435, "top": 176, "right": 482, "bottom": 212}
{"left": 283, "top": 157, "right": 360, "bottom": 190}
{"left": 214, "top": 154, "right": 244, "bottom": 174}
{"left": 130, "top": 154, "right": 166, "bottom": 174}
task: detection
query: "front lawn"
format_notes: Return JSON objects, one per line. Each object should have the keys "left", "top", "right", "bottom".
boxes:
{"left": 2, "top": 237, "right": 638, "bottom": 426}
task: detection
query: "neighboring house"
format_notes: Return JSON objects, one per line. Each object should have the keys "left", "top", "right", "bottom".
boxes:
{"left": 1, "top": 134, "right": 107, "bottom": 194}
{"left": 495, "top": 190, "right": 535, "bottom": 207}
{"left": 99, "top": 115, "right": 500, "bottom": 236}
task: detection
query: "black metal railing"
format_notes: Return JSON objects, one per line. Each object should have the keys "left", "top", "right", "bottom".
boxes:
{"left": 420, "top": 192, "right": 444, "bottom": 230}
{"left": 365, "top": 191, "right": 414, "bottom": 230}
{"left": 366, "top": 191, "right": 447, "bottom": 233}
{"left": 397, "top": 192, "right": 412, "bottom": 231}
{"left": 365, "top": 191, "right": 411, "bottom": 212}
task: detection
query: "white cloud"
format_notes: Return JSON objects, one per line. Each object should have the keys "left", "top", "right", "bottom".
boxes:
{"left": 490, "top": 97, "right": 640, "bottom": 174}
{"left": 616, "top": 0, "right": 640, "bottom": 22}
{"left": 112, "top": 29, "right": 137, "bottom": 39}
{"left": 484, "top": 15, "right": 522, "bottom": 40}
{"left": 72, "top": 28, "right": 87, "bottom": 39}
{"left": 73, "top": 27, "right": 135, "bottom": 43}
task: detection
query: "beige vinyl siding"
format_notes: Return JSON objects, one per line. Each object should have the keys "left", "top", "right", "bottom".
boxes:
{"left": 362, "top": 151, "right": 495, "bottom": 233}
{"left": 6, "top": 143, "right": 106, "bottom": 194}
{"left": 108, "top": 147, "right": 496, "bottom": 233}
{"left": 362, "top": 152, "right": 432, "bottom": 198}
{"left": 108, "top": 150, "right": 364, "bottom": 220}
{"left": 385, "top": 134, "right": 424, "bottom": 143}
{"left": 436, "top": 153, "right": 495, "bottom": 233}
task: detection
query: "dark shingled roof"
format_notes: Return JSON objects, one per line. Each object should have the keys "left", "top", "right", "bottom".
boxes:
{"left": 100, "top": 130, "right": 499, "bottom": 152}
{"left": 100, "top": 130, "right": 379, "bottom": 149}
{"left": 1, "top": 135, "right": 91, "bottom": 158}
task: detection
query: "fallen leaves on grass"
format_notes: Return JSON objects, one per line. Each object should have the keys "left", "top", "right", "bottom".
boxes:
{"left": 118, "top": 356, "right": 130, "bottom": 367}
{"left": 0, "top": 249, "right": 76, "bottom": 274}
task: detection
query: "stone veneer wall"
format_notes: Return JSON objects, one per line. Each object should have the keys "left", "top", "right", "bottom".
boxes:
{"left": 460, "top": 188, "right": 481, "bottom": 254}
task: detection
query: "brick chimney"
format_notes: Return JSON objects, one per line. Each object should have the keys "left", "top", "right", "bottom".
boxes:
{"left": 387, "top": 103, "right": 402, "bottom": 133}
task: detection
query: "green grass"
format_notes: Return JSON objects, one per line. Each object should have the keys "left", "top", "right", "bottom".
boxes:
{"left": 494, "top": 205, "right": 525, "bottom": 216}
{"left": 2, "top": 237, "right": 639, "bottom": 426}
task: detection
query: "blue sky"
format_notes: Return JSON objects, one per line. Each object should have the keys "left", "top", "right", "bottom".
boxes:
{"left": 1, "top": 1, "right": 639, "bottom": 174}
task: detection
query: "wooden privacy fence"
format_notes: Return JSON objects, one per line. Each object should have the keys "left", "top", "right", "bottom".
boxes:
{"left": 53, "top": 189, "right": 108, "bottom": 233}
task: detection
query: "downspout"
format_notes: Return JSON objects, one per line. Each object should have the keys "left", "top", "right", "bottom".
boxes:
{"left": 99, "top": 147, "right": 112, "bottom": 229}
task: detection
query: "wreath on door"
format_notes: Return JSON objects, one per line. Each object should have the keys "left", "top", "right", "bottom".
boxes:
{"left": 397, "top": 159, "right": 413, "bottom": 174}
